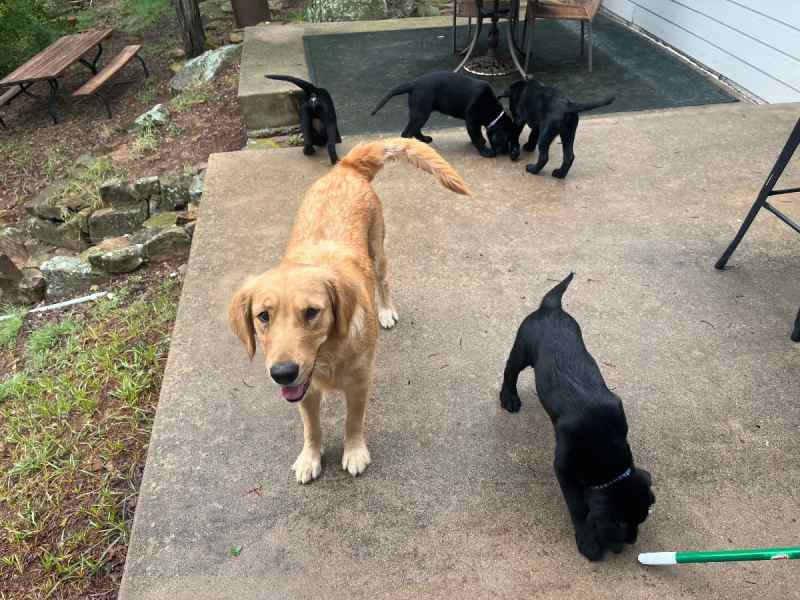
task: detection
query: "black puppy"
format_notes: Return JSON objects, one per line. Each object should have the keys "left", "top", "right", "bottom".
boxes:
{"left": 501, "top": 80, "right": 614, "bottom": 178}
{"left": 371, "top": 71, "right": 521, "bottom": 160}
{"left": 499, "top": 273, "right": 654, "bottom": 561}
{"left": 266, "top": 74, "right": 342, "bottom": 164}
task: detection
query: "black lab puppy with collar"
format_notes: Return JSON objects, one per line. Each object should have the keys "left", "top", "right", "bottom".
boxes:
{"left": 499, "top": 273, "right": 654, "bottom": 561}
{"left": 372, "top": 71, "right": 521, "bottom": 159}
{"left": 500, "top": 79, "right": 614, "bottom": 178}
{"left": 266, "top": 74, "right": 342, "bottom": 164}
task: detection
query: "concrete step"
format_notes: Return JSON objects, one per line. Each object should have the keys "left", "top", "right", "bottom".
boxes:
{"left": 238, "top": 23, "right": 308, "bottom": 132}
{"left": 238, "top": 17, "right": 469, "bottom": 134}
{"left": 120, "top": 103, "right": 800, "bottom": 599}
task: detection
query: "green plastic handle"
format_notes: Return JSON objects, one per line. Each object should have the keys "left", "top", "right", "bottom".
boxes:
{"left": 677, "top": 547, "right": 800, "bottom": 564}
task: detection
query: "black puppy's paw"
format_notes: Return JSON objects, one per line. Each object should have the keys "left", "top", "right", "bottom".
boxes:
{"left": 499, "top": 386, "right": 521, "bottom": 413}
{"left": 303, "top": 145, "right": 316, "bottom": 156}
{"left": 551, "top": 167, "right": 568, "bottom": 179}
{"left": 419, "top": 135, "right": 433, "bottom": 144}
{"left": 526, "top": 163, "right": 543, "bottom": 175}
{"left": 523, "top": 141, "right": 536, "bottom": 152}
{"left": 479, "top": 147, "right": 496, "bottom": 158}
{"left": 576, "top": 527, "right": 605, "bottom": 562}
{"left": 510, "top": 148, "right": 520, "bottom": 162}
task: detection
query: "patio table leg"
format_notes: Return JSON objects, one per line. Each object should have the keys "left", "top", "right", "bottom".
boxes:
{"left": 46, "top": 79, "right": 60, "bottom": 124}
{"left": 455, "top": 12, "right": 484, "bottom": 72}
{"left": 506, "top": 21, "right": 527, "bottom": 78}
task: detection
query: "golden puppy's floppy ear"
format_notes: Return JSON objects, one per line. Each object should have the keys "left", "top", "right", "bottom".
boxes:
{"left": 228, "top": 278, "right": 256, "bottom": 359}
{"left": 325, "top": 268, "right": 359, "bottom": 339}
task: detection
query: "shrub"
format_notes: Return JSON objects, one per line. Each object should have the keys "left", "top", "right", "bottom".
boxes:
{"left": 0, "top": 0, "right": 64, "bottom": 79}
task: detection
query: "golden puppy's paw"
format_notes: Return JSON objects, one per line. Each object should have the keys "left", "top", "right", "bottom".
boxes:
{"left": 378, "top": 306, "right": 398, "bottom": 329}
{"left": 341, "top": 441, "right": 371, "bottom": 477}
{"left": 292, "top": 446, "right": 323, "bottom": 484}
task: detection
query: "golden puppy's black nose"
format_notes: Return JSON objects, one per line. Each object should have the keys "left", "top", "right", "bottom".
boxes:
{"left": 270, "top": 362, "right": 299, "bottom": 385}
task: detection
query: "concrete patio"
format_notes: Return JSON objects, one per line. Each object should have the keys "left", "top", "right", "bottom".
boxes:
{"left": 119, "top": 102, "right": 799, "bottom": 599}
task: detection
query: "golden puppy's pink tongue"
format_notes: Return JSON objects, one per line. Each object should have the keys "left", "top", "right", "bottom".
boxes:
{"left": 281, "top": 384, "right": 305, "bottom": 401}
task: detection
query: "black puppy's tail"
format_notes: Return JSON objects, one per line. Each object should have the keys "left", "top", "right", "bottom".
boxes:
{"left": 265, "top": 74, "right": 318, "bottom": 95}
{"left": 566, "top": 96, "right": 615, "bottom": 113}
{"left": 371, "top": 82, "right": 415, "bottom": 115}
{"left": 541, "top": 272, "right": 574, "bottom": 310}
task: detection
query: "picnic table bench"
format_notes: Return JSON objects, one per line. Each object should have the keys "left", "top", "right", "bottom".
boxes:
{"left": 73, "top": 44, "right": 148, "bottom": 118}
{"left": 0, "top": 28, "right": 147, "bottom": 124}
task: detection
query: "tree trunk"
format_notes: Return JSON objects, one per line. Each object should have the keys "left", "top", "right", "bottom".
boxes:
{"left": 172, "top": 0, "right": 206, "bottom": 58}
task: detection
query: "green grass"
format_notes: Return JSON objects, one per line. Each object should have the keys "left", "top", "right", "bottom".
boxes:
{"left": 57, "top": 156, "right": 116, "bottom": 211}
{"left": 0, "top": 307, "right": 25, "bottom": 348}
{"left": 136, "top": 82, "right": 156, "bottom": 104}
{"left": 119, "top": 0, "right": 171, "bottom": 33}
{"left": 0, "top": 279, "right": 180, "bottom": 597}
{"left": 169, "top": 89, "right": 209, "bottom": 112}
{"left": 131, "top": 121, "right": 160, "bottom": 156}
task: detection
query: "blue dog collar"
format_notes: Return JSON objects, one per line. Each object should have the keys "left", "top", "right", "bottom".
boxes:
{"left": 590, "top": 467, "right": 632, "bottom": 490}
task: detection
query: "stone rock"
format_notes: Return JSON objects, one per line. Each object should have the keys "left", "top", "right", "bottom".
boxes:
{"left": 25, "top": 189, "right": 91, "bottom": 221}
{"left": 387, "top": 0, "right": 415, "bottom": 16}
{"left": 99, "top": 178, "right": 139, "bottom": 207}
{"left": 228, "top": 32, "right": 243, "bottom": 44}
{"left": 134, "top": 103, "right": 169, "bottom": 128}
{"left": 183, "top": 221, "right": 197, "bottom": 238}
{"left": 134, "top": 176, "right": 161, "bottom": 201}
{"left": 176, "top": 209, "right": 198, "bottom": 227}
{"left": 143, "top": 211, "right": 180, "bottom": 228}
{"left": 140, "top": 226, "right": 192, "bottom": 261}
{"left": 86, "top": 242, "right": 144, "bottom": 274}
{"left": 75, "top": 153, "right": 96, "bottom": 169}
{"left": 170, "top": 62, "right": 185, "bottom": 74}
{"left": 89, "top": 206, "right": 148, "bottom": 243}
{"left": 0, "top": 227, "right": 28, "bottom": 267}
{"left": 306, "top": 0, "right": 388, "bottom": 22}
{"left": 159, "top": 173, "right": 192, "bottom": 211}
{"left": 0, "top": 259, "right": 46, "bottom": 305}
{"left": 28, "top": 217, "right": 89, "bottom": 251}
{"left": 169, "top": 45, "right": 241, "bottom": 92}
{"left": 417, "top": 4, "right": 439, "bottom": 16}
{"left": 17, "top": 269, "right": 47, "bottom": 304}
{"left": 168, "top": 47, "right": 186, "bottom": 59}
{"left": 39, "top": 256, "right": 108, "bottom": 299}
{"left": 188, "top": 172, "right": 205, "bottom": 203}
{"left": 75, "top": 207, "right": 93, "bottom": 234}
{"left": 0, "top": 254, "right": 22, "bottom": 283}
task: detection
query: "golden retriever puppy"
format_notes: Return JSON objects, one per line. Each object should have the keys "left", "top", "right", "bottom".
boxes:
{"left": 229, "top": 138, "right": 470, "bottom": 483}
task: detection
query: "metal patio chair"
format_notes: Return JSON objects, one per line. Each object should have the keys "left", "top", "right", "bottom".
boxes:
{"left": 715, "top": 117, "right": 800, "bottom": 342}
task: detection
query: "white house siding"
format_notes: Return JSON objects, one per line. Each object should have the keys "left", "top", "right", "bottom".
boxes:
{"left": 602, "top": 0, "right": 800, "bottom": 102}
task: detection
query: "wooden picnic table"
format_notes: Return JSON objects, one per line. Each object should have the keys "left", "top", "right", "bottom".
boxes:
{"left": 0, "top": 28, "right": 113, "bottom": 124}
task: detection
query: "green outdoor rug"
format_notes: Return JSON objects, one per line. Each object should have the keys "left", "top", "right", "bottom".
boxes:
{"left": 304, "top": 15, "right": 737, "bottom": 135}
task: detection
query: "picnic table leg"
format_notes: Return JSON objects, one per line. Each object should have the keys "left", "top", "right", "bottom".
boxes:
{"left": 78, "top": 43, "right": 104, "bottom": 74}
{"left": 135, "top": 54, "right": 150, "bottom": 79}
{"left": 46, "top": 80, "right": 60, "bottom": 124}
